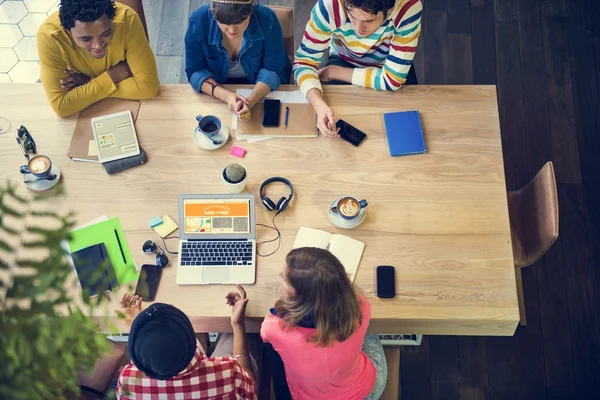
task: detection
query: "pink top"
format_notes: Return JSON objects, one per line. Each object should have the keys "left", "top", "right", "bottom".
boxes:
{"left": 260, "top": 296, "right": 375, "bottom": 400}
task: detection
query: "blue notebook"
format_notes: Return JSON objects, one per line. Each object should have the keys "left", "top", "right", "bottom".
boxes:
{"left": 383, "top": 110, "right": 427, "bottom": 156}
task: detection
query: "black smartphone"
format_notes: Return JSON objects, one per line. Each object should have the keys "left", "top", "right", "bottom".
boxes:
{"left": 376, "top": 265, "right": 396, "bottom": 299}
{"left": 262, "top": 99, "right": 281, "bottom": 127}
{"left": 337, "top": 120, "right": 367, "bottom": 147}
{"left": 134, "top": 264, "right": 163, "bottom": 301}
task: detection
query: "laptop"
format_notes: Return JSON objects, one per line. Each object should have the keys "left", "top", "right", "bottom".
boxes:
{"left": 176, "top": 194, "right": 256, "bottom": 285}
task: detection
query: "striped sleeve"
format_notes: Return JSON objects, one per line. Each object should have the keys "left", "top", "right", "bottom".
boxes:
{"left": 293, "top": 0, "right": 334, "bottom": 96}
{"left": 351, "top": 0, "right": 422, "bottom": 90}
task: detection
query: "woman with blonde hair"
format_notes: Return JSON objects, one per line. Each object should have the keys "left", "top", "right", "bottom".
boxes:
{"left": 185, "top": 0, "right": 291, "bottom": 116}
{"left": 261, "top": 247, "right": 387, "bottom": 400}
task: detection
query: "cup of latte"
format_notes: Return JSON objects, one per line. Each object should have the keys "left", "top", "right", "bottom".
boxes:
{"left": 331, "top": 196, "right": 368, "bottom": 220}
{"left": 19, "top": 155, "right": 52, "bottom": 179}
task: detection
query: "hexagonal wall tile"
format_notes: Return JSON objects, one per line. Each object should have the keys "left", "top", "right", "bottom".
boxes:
{"left": 47, "top": 1, "right": 58, "bottom": 16}
{"left": 0, "top": 73, "right": 11, "bottom": 83}
{"left": 0, "top": 48, "right": 18, "bottom": 73}
{"left": 14, "top": 37, "right": 38, "bottom": 61}
{"left": 23, "top": 0, "right": 55, "bottom": 13}
{"left": 0, "top": 24, "right": 23, "bottom": 48}
{"left": 0, "top": 1, "right": 27, "bottom": 24}
{"left": 8, "top": 61, "right": 40, "bottom": 83}
{"left": 18, "top": 12, "right": 47, "bottom": 36}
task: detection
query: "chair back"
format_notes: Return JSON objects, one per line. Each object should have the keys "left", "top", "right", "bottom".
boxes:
{"left": 267, "top": 5, "right": 295, "bottom": 62}
{"left": 118, "top": 0, "right": 149, "bottom": 39}
{"left": 507, "top": 161, "right": 559, "bottom": 268}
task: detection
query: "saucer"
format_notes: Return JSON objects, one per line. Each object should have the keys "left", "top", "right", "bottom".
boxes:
{"left": 193, "top": 124, "right": 229, "bottom": 150}
{"left": 328, "top": 197, "right": 366, "bottom": 229}
{"left": 23, "top": 163, "right": 61, "bottom": 191}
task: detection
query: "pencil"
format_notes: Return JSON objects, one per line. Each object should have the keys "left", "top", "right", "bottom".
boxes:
{"left": 114, "top": 229, "right": 126, "bottom": 264}
{"left": 284, "top": 107, "right": 289, "bottom": 129}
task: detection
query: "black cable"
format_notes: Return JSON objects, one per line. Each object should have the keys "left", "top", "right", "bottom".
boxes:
{"left": 256, "top": 212, "right": 282, "bottom": 257}
{"left": 161, "top": 235, "right": 180, "bottom": 255}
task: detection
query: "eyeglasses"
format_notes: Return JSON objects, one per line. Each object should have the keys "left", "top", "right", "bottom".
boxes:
{"left": 16, "top": 125, "right": 37, "bottom": 160}
{"left": 142, "top": 240, "right": 169, "bottom": 268}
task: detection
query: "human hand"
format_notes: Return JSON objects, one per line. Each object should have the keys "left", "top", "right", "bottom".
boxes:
{"left": 225, "top": 284, "right": 249, "bottom": 328}
{"left": 227, "top": 93, "right": 249, "bottom": 116}
{"left": 314, "top": 101, "right": 339, "bottom": 138}
{"left": 60, "top": 69, "right": 91, "bottom": 91}
{"left": 115, "top": 293, "right": 142, "bottom": 328}
{"left": 235, "top": 99, "right": 251, "bottom": 116}
{"left": 317, "top": 65, "right": 338, "bottom": 82}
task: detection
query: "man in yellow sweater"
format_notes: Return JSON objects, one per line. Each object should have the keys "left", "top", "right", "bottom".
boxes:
{"left": 37, "top": 0, "right": 159, "bottom": 118}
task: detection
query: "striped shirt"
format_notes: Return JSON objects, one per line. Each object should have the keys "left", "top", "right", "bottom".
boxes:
{"left": 294, "top": 0, "right": 422, "bottom": 96}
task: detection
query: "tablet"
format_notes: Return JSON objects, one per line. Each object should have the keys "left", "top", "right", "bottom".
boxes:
{"left": 91, "top": 110, "right": 141, "bottom": 163}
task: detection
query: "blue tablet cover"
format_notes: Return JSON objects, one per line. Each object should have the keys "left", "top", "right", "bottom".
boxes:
{"left": 383, "top": 110, "right": 427, "bottom": 156}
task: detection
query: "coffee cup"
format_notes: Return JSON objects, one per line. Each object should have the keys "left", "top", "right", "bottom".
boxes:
{"left": 19, "top": 154, "right": 52, "bottom": 179}
{"left": 196, "top": 115, "right": 221, "bottom": 138}
{"left": 331, "top": 196, "right": 368, "bottom": 220}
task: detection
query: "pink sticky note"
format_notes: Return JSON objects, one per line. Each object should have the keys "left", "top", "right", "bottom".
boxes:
{"left": 230, "top": 146, "right": 247, "bottom": 158}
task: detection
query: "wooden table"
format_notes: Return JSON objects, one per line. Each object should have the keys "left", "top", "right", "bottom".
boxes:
{"left": 0, "top": 83, "right": 518, "bottom": 336}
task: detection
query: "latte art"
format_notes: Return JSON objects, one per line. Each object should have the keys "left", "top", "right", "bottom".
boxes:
{"left": 339, "top": 198, "right": 360, "bottom": 217}
{"left": 29, "top": 156, "right": 51, "bottom": 173}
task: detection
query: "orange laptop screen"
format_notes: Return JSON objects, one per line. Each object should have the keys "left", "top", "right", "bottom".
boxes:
{"left": 183, "top": 199, "right": 250, "bottom": 235}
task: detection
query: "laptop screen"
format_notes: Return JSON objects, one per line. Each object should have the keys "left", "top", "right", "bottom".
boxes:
{"left": 183, "top": 198, "right": 251, "bottom": 235}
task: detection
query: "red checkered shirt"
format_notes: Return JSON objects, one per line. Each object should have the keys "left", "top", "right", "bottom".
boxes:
{"left": 116, "top": 342, "right": 256, "bottom": 400}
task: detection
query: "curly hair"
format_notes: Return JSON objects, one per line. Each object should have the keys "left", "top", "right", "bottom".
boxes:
{"left": 345, "top": 0, "right": 396, "bottom": 15}
{"left": 59, "top": 0, "right": 117, "bottom": 30}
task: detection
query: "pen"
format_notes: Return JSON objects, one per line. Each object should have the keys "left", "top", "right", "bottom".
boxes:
{"left": 114, "top": 229, "right": 126, "bottom": 264}
{"left": 284, "top": 106, "right": 289, "bottom": 129}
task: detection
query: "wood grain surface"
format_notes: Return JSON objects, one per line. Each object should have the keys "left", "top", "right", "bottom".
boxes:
{"left": 0, "top": 83, "right": 518, "bottom": 335}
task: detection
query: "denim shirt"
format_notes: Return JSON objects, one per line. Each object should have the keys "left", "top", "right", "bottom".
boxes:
{"left": 185, "top": 4, "right": 291, "bottom": 91}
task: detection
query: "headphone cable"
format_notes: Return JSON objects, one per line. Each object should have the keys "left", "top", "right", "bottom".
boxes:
{"left": 256, "top": 212, "right": 281, "bottom": 257}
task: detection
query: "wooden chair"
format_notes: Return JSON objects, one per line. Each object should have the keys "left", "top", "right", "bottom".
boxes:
{"left": 266, "top": 5, "right": 295, "bottom": 62}
{"left": 118, "top": 0, "right": 149, "bottom": 39}
{"left": 74, "top": 340, "right": 127, "bottom": 399}
{"left": 381, "top": 346, "right": 401, "bottom": 400}
{"left": 507, "top": 161, "right": 559, "bottom": 326}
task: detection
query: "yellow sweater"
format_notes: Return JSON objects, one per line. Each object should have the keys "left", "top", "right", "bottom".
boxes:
{"left": 38, "top": 4, "right": 159, "bottom": 117}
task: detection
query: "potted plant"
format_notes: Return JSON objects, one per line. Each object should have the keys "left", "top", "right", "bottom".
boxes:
{"left": 222, "top": 163, "right": 247, "bottom": 194}
{"left": 0, "top": 183, "right": 111, "bottom": 400}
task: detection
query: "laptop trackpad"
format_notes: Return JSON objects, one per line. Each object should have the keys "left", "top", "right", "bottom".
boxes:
{"left": 202, "top": 267, "right": 230, "bottom": 283}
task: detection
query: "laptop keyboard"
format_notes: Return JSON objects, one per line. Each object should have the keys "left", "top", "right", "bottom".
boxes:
{"left": 180, "top": 241, "right": 253, "bottom": 266}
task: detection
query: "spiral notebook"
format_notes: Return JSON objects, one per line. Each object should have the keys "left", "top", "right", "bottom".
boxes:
{"left": 383, "top": 110, "right": 427, "bottom": 156}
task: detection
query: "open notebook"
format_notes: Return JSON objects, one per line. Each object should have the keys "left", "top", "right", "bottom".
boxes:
{"left": 292, "top": 227, "right": 365, "bottom": 282}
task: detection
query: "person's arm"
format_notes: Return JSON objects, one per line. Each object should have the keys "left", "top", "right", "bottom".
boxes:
{"left": 351, "top": 2, "right": 422, "bottom": 90}
{"left": 293, "top": 0, "right": 334, "bottom": 97}
{"left": 109, "top": 10, "right": 159, "bottom": 99}
{"left": 226, "top": 285, "right": 255, "bottom": 382}
{"left": 255, "top": 10, "right": 291, "bottom": 91}
{"left": 38, "top": 32, "right": 119, "bottom": 118}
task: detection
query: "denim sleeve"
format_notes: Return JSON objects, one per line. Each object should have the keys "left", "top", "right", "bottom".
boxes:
{"left": 257, "top": 15, "right": 292, "bottom": 90}
{"left": 185, "top": 17, "right": 212, "bottom": 92}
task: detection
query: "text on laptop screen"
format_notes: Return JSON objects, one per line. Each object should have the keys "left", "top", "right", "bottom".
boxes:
{"left": 183, "top": 199, "right": 251, "bottom": 235}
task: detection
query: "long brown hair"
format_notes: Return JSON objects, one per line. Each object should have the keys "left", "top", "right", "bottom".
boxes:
{"left": 274, "top": 247, "right": 363, "bottom": 346}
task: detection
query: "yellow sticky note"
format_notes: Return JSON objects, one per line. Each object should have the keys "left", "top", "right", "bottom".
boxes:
{"left": 153, "top": 215, "right": 178, "bottom": 238}
{"left": 88, "top": 140, "right": 98, "bottom": 156}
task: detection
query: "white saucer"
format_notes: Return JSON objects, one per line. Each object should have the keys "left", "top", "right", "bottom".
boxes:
{"left": 23, "top": 162, "right": 61, "bottom": 191}
{"left": 328, "top": 197, "right": 366, "bottom": 229}
{"left": 193, "top": 124, "right": 229, "bottom": 150}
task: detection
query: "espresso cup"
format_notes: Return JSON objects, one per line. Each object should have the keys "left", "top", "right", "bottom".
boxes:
{"left": 331, "top": 196, "right": 368, "bottom": 220}
{"left": 19, "top": 154, "right": 52, "bottom": 179}
{"left": 196, "top": 115, "right": 222, "bottom": 138}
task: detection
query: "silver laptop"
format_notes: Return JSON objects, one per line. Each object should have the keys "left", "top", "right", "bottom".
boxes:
{"left": 176, "top": 194, "right": 256, "bottom": 285}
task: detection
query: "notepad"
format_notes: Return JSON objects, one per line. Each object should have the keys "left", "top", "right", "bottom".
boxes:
{"left": 153, "top": 215, "right": 178, "bottom": 238}
{"left": 383, "top": 110, "right": 427, "bottom": 156}
{"left": 71, "top": 243, "right": 119, "bottom": 297}
{"left": 292, "top": 227, "right": 365, "bottom": 282}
